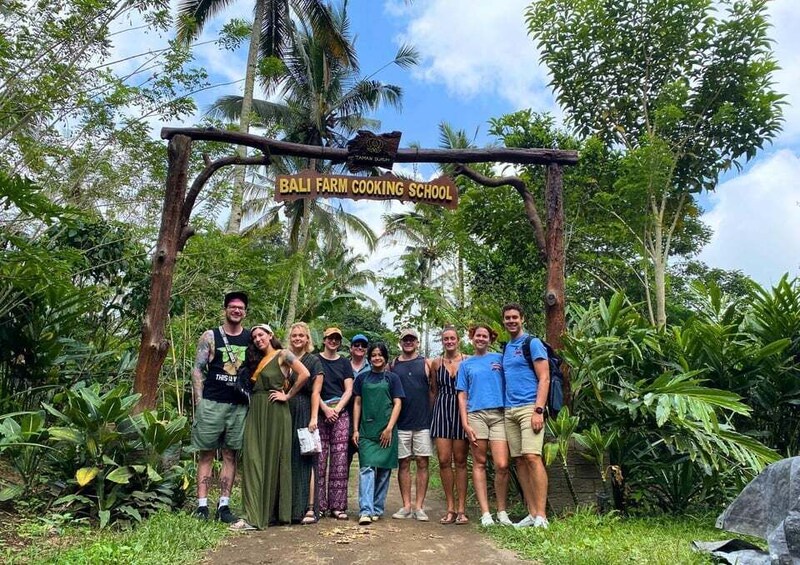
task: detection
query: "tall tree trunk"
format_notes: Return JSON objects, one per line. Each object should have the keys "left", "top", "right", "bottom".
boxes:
{"left": 225, "top": 0, "right": 265, "bottom": 234}
{"left": 283, "top": 199, "right": 313, "bottom": 332}
{"left": 133, "top": 135, "right": 192, "bottom": 412}
{"left": 544, "top": 164, "right": 566, "bottom": 350}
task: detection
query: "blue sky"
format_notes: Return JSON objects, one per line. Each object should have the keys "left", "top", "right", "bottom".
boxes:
{"left": 120, "top": 0, "right": 800, "bottom": 291}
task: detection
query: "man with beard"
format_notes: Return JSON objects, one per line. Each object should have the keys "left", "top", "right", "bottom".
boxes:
{"left": 191, "top": 291, "right": 251, "bottom": 523}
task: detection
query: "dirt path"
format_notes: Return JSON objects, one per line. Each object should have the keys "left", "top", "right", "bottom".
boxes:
{"left": 204, "top": 467, "right": 528, "bottom": 564}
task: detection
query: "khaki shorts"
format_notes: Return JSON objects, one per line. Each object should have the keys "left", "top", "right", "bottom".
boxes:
{"left": 398, "top": 429, "right": 433, "bottom": 459}
{"left": 504, "top": 405, "right": 544, "bottom": 457}
{"left": 191, "top": 398, "right": 248, "bottom": 451}
{"left": 468, "top": 409, "right": 506, "bottom": 442}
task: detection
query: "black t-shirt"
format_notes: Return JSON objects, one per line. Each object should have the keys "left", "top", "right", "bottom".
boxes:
{"left": 392, "top": 356, "right": 431, "bottom": 430}
{"left": 290, "top": 352, "right": 323, "bottom": 396}
{"left": 319, "top": 356, "right": 354, "bottom": 404}
{"left": 203, "top": 327, "right": 251, "bottom": 405}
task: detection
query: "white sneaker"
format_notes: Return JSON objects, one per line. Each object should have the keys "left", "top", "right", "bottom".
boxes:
{"left": 480, "top": 513, "right": 495, "bottom": 527}
{"left": 496, "top": 510, "right": 513, "bottom": 526}
{"left": 228, "top": 519, "right": 256, "bottom": 531}
{"left": 513, "top": 514, "right": 536, "bottom": 528}
{"left": 414, "top": 508, "right": 429, "bottom": 522}
{"left": 533, "top": 515, "right": 549, "bottom": 529}
{"left": 392, "top": 507, "right": 414, "bottom": 519}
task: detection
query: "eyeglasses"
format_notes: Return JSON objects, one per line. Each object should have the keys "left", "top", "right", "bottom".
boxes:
{"left": 325, "top": 336, "right": 342, "bottom": 342}
{"left": 226, "top": 306, "right": 245, "bottom": 312}
{"left": 351, "top": 343, "right": 367, "bottom": 349}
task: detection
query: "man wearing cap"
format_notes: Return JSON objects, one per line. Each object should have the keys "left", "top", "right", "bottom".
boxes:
{"left": 349, "top": 333, "right": 371, "bottom": 379}
{"left": 191, "top": 291, "right": 251, "bottom": 523}
{"left": 317, "top": 327, "right": 355, "bottom": 519}
{"left": 347, "top": 333, "right": 371, "bottom": 467}
{"left": 391, "top": 328, "right": 433, "bottom": 521}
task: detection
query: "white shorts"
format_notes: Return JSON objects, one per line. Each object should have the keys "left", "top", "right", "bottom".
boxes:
{"left": 397, "top": 429, "right": 433, "bottom": 459}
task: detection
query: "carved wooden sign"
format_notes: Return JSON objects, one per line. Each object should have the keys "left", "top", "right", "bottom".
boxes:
{"left": 274, "top": 170, "right": 459, "bottom": 209}
{"left": 346, "top": 130, "right": 402, "bottom": 171}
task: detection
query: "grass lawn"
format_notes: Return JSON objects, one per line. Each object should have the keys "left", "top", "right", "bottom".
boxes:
{"left": 2, "top": 511, "right": 231, "bottom": 565}
{"left": 485, "top": 507, "right": 761, "bottom": 565}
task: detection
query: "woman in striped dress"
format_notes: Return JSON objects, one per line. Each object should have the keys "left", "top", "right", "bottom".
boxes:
{"left": 429, "top": 325, "right": 469, "bottom": 525}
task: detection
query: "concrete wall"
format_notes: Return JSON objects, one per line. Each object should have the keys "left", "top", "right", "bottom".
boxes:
{"left": 546, "top": 438, "right": 609, "bottom": 515}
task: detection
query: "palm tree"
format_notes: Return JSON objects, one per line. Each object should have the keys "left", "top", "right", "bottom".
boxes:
{"left": 209, "top": 6, "right": 417, "bottom": 330}
{"left": 297, "top": 244, "right": 378, "bottom": 322}
{"left": 176, "top": 0, "right": 354, "bottom": 233}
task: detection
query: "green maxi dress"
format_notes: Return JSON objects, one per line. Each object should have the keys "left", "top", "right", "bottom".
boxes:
{"left": 241, "top": 354, "right": 292, "bottom": 528}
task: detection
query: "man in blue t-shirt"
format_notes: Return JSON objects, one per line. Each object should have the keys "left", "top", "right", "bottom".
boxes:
{"left": 501, "top": 303, "right": 550, "bottom": 529}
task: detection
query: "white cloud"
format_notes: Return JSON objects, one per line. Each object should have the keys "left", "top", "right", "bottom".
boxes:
{"left": 394, "top": 0, "right": 557, "bottom": 112}
{"left": 767, "top": 0, "right": 800, "bottom": 145}
{"left": 699, "top": 149, "right": 800, "bottom": 285}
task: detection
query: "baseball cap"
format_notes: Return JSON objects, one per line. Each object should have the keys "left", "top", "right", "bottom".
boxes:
{"left": 350, "top": 333, "right": 368, "bottom": 345}
{"left": 223, "top": 291, "right": 249, "bottom": 308}
{"left": 399, "top": 328, "right": 419, "bottom": 340}
{"left": 323, "top": 327, "right": 343, "bottom": 338}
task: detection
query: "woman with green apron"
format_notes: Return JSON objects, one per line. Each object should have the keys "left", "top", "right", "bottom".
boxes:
{"left": 352, "top": 343, "right": 405, "bottom": 526}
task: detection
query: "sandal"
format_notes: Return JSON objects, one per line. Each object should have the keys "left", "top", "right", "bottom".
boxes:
{"left": 440, "top": 511, "right": 457, "bottom": 525}
{"left": 333, "top": 510, "right": 349, "bottom": 521}
{"left": 455, "top": 512, "right": 469, "bottom": 525}
{"left": 301, "top": 509, "right": 318, "bottom": 525}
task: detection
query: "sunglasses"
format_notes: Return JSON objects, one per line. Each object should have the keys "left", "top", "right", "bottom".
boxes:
{"left": 325, "top": 335, "right": 342, "bottom": 341}
{"left": 351, "top": 342, "right": 367, "bottom": 349}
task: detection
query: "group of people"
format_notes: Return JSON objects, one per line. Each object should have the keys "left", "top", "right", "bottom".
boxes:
{"left": 190, "top": 291, "right": 552, "bottom": 531}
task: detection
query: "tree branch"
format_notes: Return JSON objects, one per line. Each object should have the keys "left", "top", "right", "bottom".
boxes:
{"left": 452, "top": 164, "right": 547, "bottom": 260}
{"left": 181, "top": 153, "right": 272, "bottom": 230}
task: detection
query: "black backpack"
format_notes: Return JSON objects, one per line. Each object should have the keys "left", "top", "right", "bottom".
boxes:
{"left": 502, "top": 336, "right": 565, "bottom": 418}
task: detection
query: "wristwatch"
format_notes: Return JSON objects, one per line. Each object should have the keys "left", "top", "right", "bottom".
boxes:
{"left": 534, "top": 406, "right": 545, "bottom": 415}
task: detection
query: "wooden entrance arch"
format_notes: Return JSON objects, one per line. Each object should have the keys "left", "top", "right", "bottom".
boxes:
{"left": 133, "top": 127, "right": 578, "bottom": 411}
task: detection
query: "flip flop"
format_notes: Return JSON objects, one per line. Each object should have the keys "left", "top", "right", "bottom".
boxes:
{"left": 440, "top": 511, "right": 457, "bottom": 524}
{"left": 455, "top": 513, "right": 469, "bottom": 525}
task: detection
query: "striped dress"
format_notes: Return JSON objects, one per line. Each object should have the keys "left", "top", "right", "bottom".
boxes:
{"left": 430, "top": 357, "right": 466, "bottom": 440}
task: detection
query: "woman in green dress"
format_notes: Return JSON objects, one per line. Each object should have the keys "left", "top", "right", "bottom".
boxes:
{"left": 229, "top": 324, "right": 310, "bottom": 531}
{"left": 352, "top": 342, "right": 405, "bottom": 526}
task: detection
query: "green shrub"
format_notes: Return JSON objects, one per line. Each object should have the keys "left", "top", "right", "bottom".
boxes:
{"left": 40, "top": 383, "right": 190, "bottom": 528}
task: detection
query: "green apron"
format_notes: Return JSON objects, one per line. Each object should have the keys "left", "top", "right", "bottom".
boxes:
{"left": 358, "top": 373, "right": 398, "bottom": 469}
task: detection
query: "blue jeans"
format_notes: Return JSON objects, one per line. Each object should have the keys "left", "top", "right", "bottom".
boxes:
{"left": 359, "top": 466, "right": 392, "bottom": 517}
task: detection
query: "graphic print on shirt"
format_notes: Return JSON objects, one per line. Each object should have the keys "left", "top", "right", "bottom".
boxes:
{"left": 218, "top": 345, "right": 248, "bottom": 382}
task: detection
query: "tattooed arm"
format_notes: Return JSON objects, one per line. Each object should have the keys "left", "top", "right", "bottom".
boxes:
{"left": 192, "top": 330, "right": 214, "bottom": 406}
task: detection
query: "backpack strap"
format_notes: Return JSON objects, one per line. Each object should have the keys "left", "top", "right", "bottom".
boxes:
{"left": 521, "top": 335, "right": 535, "bottom": 373}
{"left": 219, "top": 326, "right": 240, "bottom": 365}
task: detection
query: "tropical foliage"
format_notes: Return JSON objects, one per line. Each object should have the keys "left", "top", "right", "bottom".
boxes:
{"left": 559, "top": 280, "right": 799, "bottom": 512}
{"left": 1, "top": 384, "right": 190, "bottom": 528}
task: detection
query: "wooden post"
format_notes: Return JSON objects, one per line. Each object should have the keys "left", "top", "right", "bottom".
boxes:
{"left": 133, "top": 135, "right": 192, "bottom": 412}
{"left": 544, "top": 163, "right": 566, "bottom": 348}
